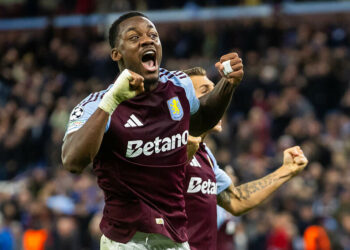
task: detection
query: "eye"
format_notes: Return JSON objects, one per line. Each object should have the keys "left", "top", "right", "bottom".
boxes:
{"left": 150, "top": 33, "right": 158, "bottom": 40}
{"left": 129, "top": 35, "right": 139, "bottom": 41}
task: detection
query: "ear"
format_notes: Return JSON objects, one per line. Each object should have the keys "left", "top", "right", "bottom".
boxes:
{"left": 111, "top": 48, "right": 122, "bottom": 62}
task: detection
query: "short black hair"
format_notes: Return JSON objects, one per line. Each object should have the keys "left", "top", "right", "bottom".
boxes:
{"left": 108, "top": 11, "right": 149, "bottom": 48}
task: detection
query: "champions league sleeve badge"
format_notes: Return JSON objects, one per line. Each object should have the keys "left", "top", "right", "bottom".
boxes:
{"left": 70, "top": 106, "right": 84, "bottom": 120}
{"left": 167, "top": 96, "right": 184, "bottom": 121}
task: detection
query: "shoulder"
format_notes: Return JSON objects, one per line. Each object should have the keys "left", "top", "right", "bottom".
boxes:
{"left": 159, "top": 68, "right": 192, "bottom": 87}
{"left": 70, "top": 86, "right": 113, "bottom": 120}
{"left": 65, "top": 87, "right": 111, "bottom": 138}
{"left": 76, "top": 87, "right": 111, "bottom": 108}
{"left": 159, "top": 68, "right": 199, "bottom": 114}
{"left": 203, "top": 143, "right": 218, "bottom": 168}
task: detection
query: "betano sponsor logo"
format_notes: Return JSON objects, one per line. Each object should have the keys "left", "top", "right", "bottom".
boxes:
{"left": 126, "top": 130, "right": 189, "bottom": 158}
{"left": 187, "top": 177, "right": 217, "bottom": 195}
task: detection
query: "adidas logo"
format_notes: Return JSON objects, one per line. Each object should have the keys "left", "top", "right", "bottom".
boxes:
{"left": 124, "top": 114, "right": 143, "bottom": 128}
{"left": 190, "top": 156, "right": 201, "bottom": 167}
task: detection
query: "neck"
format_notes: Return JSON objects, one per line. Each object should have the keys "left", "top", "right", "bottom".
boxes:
{"left": 144, "top": 78, "right": 159, "bottom": 91}
{"left": 200, "top": 132, "right": 207, "bottom": 141}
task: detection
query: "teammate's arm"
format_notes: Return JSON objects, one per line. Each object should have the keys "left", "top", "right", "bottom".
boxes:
{"left": 217, "top": 146, "right": 308, "bottom": 216}
{"left": 190, "top": 53, "right": 243, "bottom": 136}
{"left": 61, "top": 70, "right": 144, "bottom": 173}
{"left": 187, "top": 135, "right": 202, "bottom": 160}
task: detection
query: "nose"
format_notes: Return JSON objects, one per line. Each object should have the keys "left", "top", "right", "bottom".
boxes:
{"left": 140, "top": 34, "right": 154, "bottom": 47}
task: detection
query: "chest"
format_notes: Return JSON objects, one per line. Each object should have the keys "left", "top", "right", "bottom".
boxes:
{"left": 186, "top": 147, "right": 217, "bottom": 195}
{"left": 103, "top": 81, "right": 191, "bottom": 164}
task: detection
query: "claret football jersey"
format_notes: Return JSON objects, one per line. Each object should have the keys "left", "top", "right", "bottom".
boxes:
{"left": 65, "top": 68, "right": 199, "bottom": 243}
{"left": 184, "top": 143, "right": 232, "bottom": 250}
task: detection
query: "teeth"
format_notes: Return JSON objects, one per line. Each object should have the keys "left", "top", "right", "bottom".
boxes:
{"left": 144, "top": 51, "right": 155, "bottom": 56}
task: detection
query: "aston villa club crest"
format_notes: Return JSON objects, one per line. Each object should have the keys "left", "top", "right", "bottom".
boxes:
{"left": 167, "top": 96, "right": 183, "bottom": 121}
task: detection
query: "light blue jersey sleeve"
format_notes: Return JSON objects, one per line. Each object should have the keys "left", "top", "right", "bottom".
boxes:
{"left": 217, "top": 205, "right": 229, "bottom": 228}
{"left": 159, "top": 68, "right": 200, "bottom": 115}
{"left": 217, "top": 205, "right": 237, "bottom": 230}
{"left": 204, "top": 144, "right": 232, "bottom": 194}
{"left": 64, "top": 90, "right": 111, "bottom": 140}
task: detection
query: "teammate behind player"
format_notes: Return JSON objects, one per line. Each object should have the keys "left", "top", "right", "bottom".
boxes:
{"left": 62, "top": 12, "right": 243, "bottom": 249}
{"left": 183, "top": 67, "right": 309, "bottom": 250}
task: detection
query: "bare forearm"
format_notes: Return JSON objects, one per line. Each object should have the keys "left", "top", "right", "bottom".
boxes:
{"left": 218, "top": 167, "right": 293, "bottom": 216}
{"left": 190, "top": 78, "right": 237, "bottom": 136}
{"left": 62, "top": 108, "right": 109, "bottom": 173}
{"left": 218, "top": 146, "right": 308, "bottom": 215}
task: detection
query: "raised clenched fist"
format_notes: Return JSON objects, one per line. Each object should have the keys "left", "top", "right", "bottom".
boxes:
{"left": 282, "top": 146, "right": 309, "bottom": 176}
{"left": 215, "top": 52, "right": 244, "bottom": 87}
{"left": 128, "top": 70, "right": 145, "bottom": 96}
{"left": 99, "top": 69, "right": 145, "bottom": 115}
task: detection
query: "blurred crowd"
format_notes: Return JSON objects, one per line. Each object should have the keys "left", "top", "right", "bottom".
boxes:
{"left": 0, "top": 0, "right": 342, "bottom": 18}
{"left": 1, "top": 12, "right": 350, "bottom": 250}
{"left": 0, "top": 0, "right": 254, "bottom": 18}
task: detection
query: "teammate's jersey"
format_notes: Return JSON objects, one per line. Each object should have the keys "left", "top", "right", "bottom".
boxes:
{"left": 65, "top": 68, "right": 199, "bottom": 243}
{"left": 184, "top": 143, "right": 232, "bottom": 250}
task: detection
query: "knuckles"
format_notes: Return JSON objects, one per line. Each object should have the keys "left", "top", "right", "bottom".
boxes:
{"left": 220, "top": 52, "right": 239, "bottom": 61}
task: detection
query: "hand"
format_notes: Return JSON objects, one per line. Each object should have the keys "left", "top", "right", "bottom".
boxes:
{"left": 99, "top": 69, "right": 145, "bottom": 114}
{"left": 282, "top": 146, "right": 308, "bottom": 176}
{"left": 215, "top": 52, "right": 244, "bottom": 86}
{"left": 187, "top": 135, "right": 202, "bottom": 160}
{"left": 114, "top": 70, "right": 145, "bottom": 104}
{"left": 128, "top": 70, "right": 145, "bottom": 96}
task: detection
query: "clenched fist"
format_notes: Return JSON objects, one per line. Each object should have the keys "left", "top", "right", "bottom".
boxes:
{"left": 282, "top": 146, "right": 308, "bottom": 176}
{"left": 98, "top": 69, "right": 145, "bottom": 115}
{"left": 215, "top": 52, "right": 244, "bottom": 87}
{"left": 128, "top": 70, "right": 145, "bottom": 96}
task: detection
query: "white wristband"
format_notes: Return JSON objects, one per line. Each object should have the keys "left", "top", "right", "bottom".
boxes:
{"left": 98, "top": 69, "right": 134, "bottom": 115}
{"left": 222, "top": 60, "right": 233, "bottom": 76}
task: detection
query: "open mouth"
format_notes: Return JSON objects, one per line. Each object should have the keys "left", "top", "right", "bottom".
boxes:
{"left": 141, "top": 50, "right": 157, "bottom": 72}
